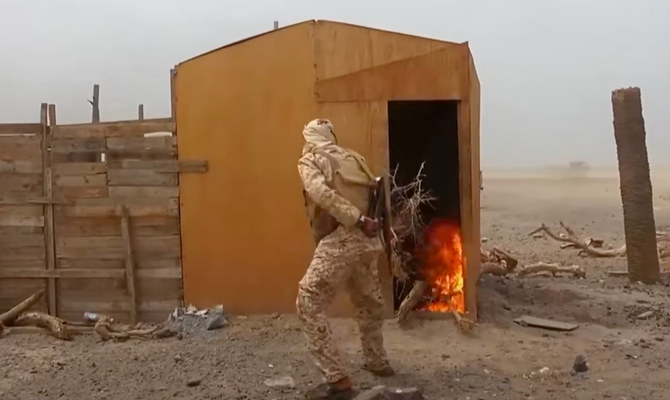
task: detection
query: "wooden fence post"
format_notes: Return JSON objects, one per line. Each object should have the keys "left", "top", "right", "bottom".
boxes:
{"left": 612, "top": 87, "right": 660, "bottom": 283}
{"left": 43, "top": 103, "right": 57, "bottom": 315}
{"left": 88, "top": 84, "right": 100, "bottom": 123}
{"left": 138, "top": 104, "right": 144, "bottom": 121}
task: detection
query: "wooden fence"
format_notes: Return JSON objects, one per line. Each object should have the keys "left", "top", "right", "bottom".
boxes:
{"left": 0, "top": 103, "right": 204, "bottom": 323}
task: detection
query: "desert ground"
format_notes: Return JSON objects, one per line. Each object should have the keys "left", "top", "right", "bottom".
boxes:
{"left": 2, "top": 167, "right": 670, "bottom": 400}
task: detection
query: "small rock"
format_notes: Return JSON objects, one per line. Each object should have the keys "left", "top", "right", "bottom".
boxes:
{"left": 263, "top": 376, "right": 296, "bottom": 389}
{"left": 386, "top": 387, "right": 425, "bottom": 400}
{"left": 637, "top": 310, "right": 654, "bottom": 320}
{"left": 539, "top": 367, "right": 550, "bottom": 374}
{"left": 176, "top": 332, "right": 184, "bottom": 340}
{"left": 354, "top": 386, "right": 387, "bottom": 400}
{"left": 186, "top": 378, "right": 201, "bottom": 387}
{"left": 174, "top": 355, "right": 184, "bottom": 363}
{"left": 573, "top": 355, "right": 588, "bottom": 373}
{"left": 52, "top": 359, "right": 67, "bottom": 368}
{"left": 206, "top": 314, "right": 228, "bottom": 331}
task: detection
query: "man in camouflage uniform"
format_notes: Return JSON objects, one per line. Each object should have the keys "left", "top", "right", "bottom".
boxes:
{"left": 297, "top": 119, "right": 394, "bottom": 399}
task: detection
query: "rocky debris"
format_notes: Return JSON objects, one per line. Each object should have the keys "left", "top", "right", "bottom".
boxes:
{"left": 354, "top": 386, "right": 387, "bottom": 400}
{"left": 354, "top": 386, "right": 425, "bottom": 400}
{"left": 186, "top": 377, "right": 201, "bottom": 387}
{"left": 263, "top": 376, "right": 296, "bottom": 389}
{"left": 573, "top": 355, "right": 589, "bottom": 373}
{"left": 167, "top": 305, "right": 228, "bottom": 337}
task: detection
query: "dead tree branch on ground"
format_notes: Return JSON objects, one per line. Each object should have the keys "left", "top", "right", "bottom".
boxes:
{"left": 517, "top": 262, "right": 586, "bottom": 278}
{"left": 529, "top": 222, "right": 627, "bottom": 257}
{"left": 14, "top": 312, "right": 71, "bottom": 340}
{"left": 0, "top": 290, "right": 45, "bottom": 326}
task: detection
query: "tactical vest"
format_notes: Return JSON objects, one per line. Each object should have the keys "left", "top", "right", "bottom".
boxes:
{"left": 303, "top": 148, "right": 376, "bottom": 243}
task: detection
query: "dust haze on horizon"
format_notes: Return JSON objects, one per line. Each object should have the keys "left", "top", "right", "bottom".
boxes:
{"left": 1, "top": 0, "right": 668, "bottom": 168}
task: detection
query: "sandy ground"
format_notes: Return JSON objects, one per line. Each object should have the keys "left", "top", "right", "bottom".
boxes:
{"left": 2, "top": 169, "right": 670, "bottom": 400}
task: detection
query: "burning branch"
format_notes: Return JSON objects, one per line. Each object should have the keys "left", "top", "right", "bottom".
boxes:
{"left": 529, "top": 222, "right": 627, "bottom": 257}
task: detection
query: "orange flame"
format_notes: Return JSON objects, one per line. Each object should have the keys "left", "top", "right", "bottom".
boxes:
{"left": 419, "top": 219, "right": 465, "bottom": 313}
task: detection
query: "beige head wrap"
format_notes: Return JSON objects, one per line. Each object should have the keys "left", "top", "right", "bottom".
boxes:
{"left": 302, "top": 118, "right": 337, "bottom": 155}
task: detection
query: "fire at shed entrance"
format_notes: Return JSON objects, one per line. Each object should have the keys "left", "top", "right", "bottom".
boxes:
{"left": 388, "top": 100, "right": 464, "bottom": 315}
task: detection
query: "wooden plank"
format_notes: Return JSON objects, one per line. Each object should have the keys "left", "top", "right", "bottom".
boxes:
{"left": 0, "top": 160, "right": 42, "bottom": 174}
{"left": 0, "top": 123, "right": 42, "bottom": 134}
{"left": 51, "top": 137, "right": 105, "bottom": 153}
{"left": 0, "top": 233, "right": 45, "bottom": 247}
{"left": 55, "top": 174, "right": 107, "bottom": 187}
{"left": 56, "top": 236, "right": 124, "bottom": 259}
{"left": 135, "top": 235, "right": 181, "bottom": 259}
{"left": 57, "top": 186, "right": 108, "bottom": 199}
{"left": 137, "top": 268, "right": 181, "bottom": 279}
{"left": 107, "top": 159, "right": 207, "bottom": 173}
{"left": 170, "top": 69, "right": 176, "bottom": 124}
{"left": 0, "top": 268, "right": 124, "bottom": 279}
{"left": 2, "top": 265, "right": 179, "bottom": 280}
{"left": 107, "top": 169, "right": 177, "bottom": 186}
{"left": 0, "top": 197, "right": 68, "bottom": 205}
{"left": 513, "top": 315, "right": 579, "bottom": 331}
{"left": 119, "top": 206, "right": 138, "bottom": 324}
{"left": 0, "top": 204, "right": 44, "bottom": 217}
{"left": 58, "top": 259, "right": 123, "bottom": 269}
{"left": 0, "top": 235, "right": 45, "bottom": 257}
{"left": 0, "top": 226, "right": 43, "bottom": 235}
{"left": 55, "top": 235, "right": 180, "bottom": 261}
{"left": 0, "top": 173, "right": 43, "bottom": 195}
{"left": 0, "top": 135, "right": 42, "bottom": 162}
{"left": 55, "top": 198, "right": 179, "bottom": 217}
{"left": 108, "top": 186, "right": 179, "bottom": 198}
{"left": 53, "top": 162, "right": 107, "bottom": 175}
{"left": 0, "top": 215, "right": 44, "bottom": 227}
{"left": 106, "top": 136, "right": 176, "bottom": 150}
{"left": 0, "top": 258, "right": 45, "bottom": 269}
{"left": 42, "top": 102, "right": 57, "bottom": 317}
{"left": 52, "top": 118, "right": 174, "bottom": 138}
{"left": 55, "top": 216, "right": 179, "bottom": 237}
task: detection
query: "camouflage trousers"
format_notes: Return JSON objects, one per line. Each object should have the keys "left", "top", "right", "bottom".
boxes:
{"left": 296, "top": 225, "right": 390, "bottom": 383}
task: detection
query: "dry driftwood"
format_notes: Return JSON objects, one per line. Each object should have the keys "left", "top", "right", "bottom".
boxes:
{"left": 517, "top": 262, "right": 586, "bottom": 279}
{"left": 397, "top": 280, "right": 429, "bottom": 322}
{"left": 94, "top": 314, "right": 158, "bottom": 341}
{"left": 529, "top": 222, "right": 627, "bottom": 257}
{"left": 451, "top": 310, "right": 476, "bottom": 333}
{"left": 93, "top": 314, "right": 177, "bottom": 341}
{"left": 388, "top": 163, "right": 436, "bottom": 279}
{"left": 14, "top": 311, "right": 72, "bottom": 340}
{"left": 480, "top": 262, "right": 508, "bottom": 276}
{"left": 0, "top": 290, "right": 45, "bottom": 326}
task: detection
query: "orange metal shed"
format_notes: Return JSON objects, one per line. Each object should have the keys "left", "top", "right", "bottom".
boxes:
{"left": 175, "top": 20, "right": 481, "bottom": 318}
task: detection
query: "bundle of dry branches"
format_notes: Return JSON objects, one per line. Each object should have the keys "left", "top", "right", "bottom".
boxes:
{"left": 388, "top": 163, "right": 436, "bottom": 280}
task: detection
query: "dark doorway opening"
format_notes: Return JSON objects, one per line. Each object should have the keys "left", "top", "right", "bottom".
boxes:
{"left": 387, "top": 100, "right": 461, "bottom": 309}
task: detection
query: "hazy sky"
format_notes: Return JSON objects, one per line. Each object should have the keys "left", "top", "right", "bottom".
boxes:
{"left": 1, "top": 0, "right": 668, "bottom": 167}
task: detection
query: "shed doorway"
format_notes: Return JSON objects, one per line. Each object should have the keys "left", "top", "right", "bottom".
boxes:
{"left": 387, "top": 100, "right": 461, "bottom": 309}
